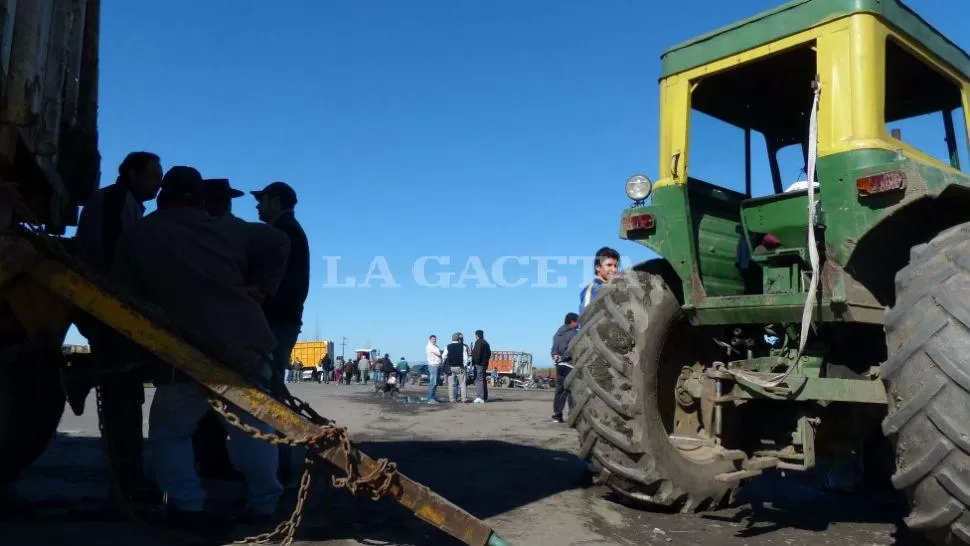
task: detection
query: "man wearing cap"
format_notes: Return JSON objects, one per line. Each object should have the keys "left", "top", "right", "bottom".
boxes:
{"left": 550, "top": 312, "right": 580, "bottom": 423}
{"left": 72, "top": 151, "right": 163, "bottom": 506}
{"left": 251, "top": 181, "right": 310, "bottom": 394}
{"left": 112, "top": 166, "right": 289, "bottom": 536}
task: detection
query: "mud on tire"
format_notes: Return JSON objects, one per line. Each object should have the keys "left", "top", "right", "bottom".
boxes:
{"left": 564, "top": 265, "right": 736, "bottom": 512}
{"left": 884, "top": 222, "right": 970, "bottom": 545}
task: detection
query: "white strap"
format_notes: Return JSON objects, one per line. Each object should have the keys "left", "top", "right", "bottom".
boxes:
{"left": 728, "top": 77, "right": 821, "bottom": 389}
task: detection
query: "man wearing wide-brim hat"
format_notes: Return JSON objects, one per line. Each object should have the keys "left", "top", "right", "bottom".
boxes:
{"left": 195, "top": 177, "right": 250, "bottom": 480}
{"left": 203, "top": 178, "right": 245, "bottom": 221}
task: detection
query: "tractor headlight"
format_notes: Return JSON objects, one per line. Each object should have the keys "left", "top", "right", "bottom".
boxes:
{"left": 625, "top": 174, "right": 652, "bottom": 201}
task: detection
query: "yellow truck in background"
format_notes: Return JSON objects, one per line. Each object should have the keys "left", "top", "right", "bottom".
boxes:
{"left": 289, "top": 340, "right": 333, "bottom": 367}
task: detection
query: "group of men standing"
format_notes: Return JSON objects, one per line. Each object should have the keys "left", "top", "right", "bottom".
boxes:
{"left": 72, "top": 152, "right": 309, "bottom": 537}
{"left": 424, "top": 330, "right": 492, "bottom": 404}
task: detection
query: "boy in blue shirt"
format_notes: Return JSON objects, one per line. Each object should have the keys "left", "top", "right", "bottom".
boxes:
{"left": 579, "top": 247, "right": 620, "bottom": 313}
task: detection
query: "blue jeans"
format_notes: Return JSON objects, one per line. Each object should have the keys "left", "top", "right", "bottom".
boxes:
{"left": 149, "top": 383, "right": 282, "bottom": 514}
{"left": 476, "top": 365, "right": 488, "bottom": 401}
{"left": 269, "top": 321, "right": 301, "bottom": 389}
{"left": 427, "top": 366, "right": 440, "bottom": 401}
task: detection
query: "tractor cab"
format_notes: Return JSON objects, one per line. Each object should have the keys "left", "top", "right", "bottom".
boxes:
{"left": 622, "top": 0, "right": 970, "bottom": 322}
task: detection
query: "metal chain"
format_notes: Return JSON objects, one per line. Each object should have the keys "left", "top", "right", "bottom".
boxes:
{"left": 207, "top": 397, "right": 399, "bottom": 544}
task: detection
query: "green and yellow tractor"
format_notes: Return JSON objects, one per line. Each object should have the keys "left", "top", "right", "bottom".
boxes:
{"left": 568, "top": 0, "right": 970, "bottom": 543}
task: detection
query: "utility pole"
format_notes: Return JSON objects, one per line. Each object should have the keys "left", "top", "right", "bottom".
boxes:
{"left": 340, "top": 336, "right": 347, "bottom": 359}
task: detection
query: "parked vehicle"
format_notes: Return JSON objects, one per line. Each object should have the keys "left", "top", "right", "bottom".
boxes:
{"left": 567, "top": 2, "right": 970, "bottom": 545}
{"left": 290, "top": 340, "right": 334, "bottom": 371}
{"left": 487, "top": 351, "right": 533, "bottom": 387}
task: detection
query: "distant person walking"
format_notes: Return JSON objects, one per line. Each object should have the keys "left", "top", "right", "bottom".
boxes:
{"left": 397, "top": 357, "right": 410, "bottom": 386}
{"left": 579, "top": 247, "right": 620, "bottom": 314}
{"left": 344, "top": 360, "right": 355, "bottom": 385}
{"left": 471, "top": 330, "right": 492, "bottom": 403}
{"left": 551, "top": 313, "right": 580, "bottom": 423}
{"left": 358, "top": 355, "right": 370, "bottom": 384}
{"left": 443, "top": 333, "right": 469, "bottom": 403}
{"left": 426, "top": 335, "right": 443, "bottom": 404}
{"left": 379, "top": 354, "right": 393, "bottom": 381}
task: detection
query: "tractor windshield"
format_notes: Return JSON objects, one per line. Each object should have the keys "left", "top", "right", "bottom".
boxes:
{"left": 688, "top": 43, "right": 818, "bottom": 197}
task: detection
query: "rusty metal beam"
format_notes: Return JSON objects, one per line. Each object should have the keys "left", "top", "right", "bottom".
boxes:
{"left": 0, "top": 236, "right": 506, "bottom": 546}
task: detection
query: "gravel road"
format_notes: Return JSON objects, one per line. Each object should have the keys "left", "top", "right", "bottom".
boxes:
{"left": 0, "top": 381, "right": 924, "bottom": 545}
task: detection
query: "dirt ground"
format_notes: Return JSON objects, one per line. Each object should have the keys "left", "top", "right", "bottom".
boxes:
{"left": 0, "top": 381, "right": 926, "bottom": 546}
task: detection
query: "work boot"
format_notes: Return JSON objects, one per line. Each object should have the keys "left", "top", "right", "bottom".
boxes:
{"left": 167, "top": 507, "right": 232, "bottom": 544}
{"left": 109, "top": 476, "right": 164, "bottom": 513}
{"left": 234, "top": 508, "right": 278, "bottom": 527}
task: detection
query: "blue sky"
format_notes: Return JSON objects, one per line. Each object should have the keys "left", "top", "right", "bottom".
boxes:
{"left": 65, "top": 0, "right": 969, "bottom": 365}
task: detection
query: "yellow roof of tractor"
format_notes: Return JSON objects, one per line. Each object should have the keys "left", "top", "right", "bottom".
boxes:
{"left": 661, "top": 0, "right": 970, "bottom": 80}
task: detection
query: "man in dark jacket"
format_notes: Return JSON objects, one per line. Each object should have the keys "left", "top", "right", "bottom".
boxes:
{"left": 73, "top": 151, "right": 163, "bottom": 504}
{"left": 551, "top": 312, "right": 579, "bottom": 423}
{"left": 252, "top": 181, "right": 309, "bottom": 487}
{"left": 471, "top": 330, "right": 492, "bottom": 403}
{"left": 443, "top": 333, "right": 469, "bottom": 403}
{"left": 380, "top": 354, "right": 395, "bottom": 375}
{"left": 251, "top": 181, "right": 310, "bottom": 393}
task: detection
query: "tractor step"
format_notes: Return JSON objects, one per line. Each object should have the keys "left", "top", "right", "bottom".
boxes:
{"left": 714, "top": 469, "right": 761, "bottom": 483}
{"left": 743, "top": 456, "right": 780, "bottom": 470}
{"left": 714, "top": 456, "right": 781, "bottom": 483}
{"left": 718, "top": 449, "right": 747, "bottom": 461}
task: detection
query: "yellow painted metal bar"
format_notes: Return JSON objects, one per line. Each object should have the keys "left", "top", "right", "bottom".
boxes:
{"left": 0, "top": 235, "right": 502, "bottom": 546}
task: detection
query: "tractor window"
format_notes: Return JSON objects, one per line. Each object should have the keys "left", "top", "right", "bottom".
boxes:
{"left": 885, "top": 38, "right": 968, "bottom": 172}
{"left": 776, "top": 143, "right": 808, "bottom": 191}
{"left": 688, "top": 42, "right": 818, "bottom": 196}
{"left": 958, "top": 111, "right": 970, "bottom": 173}
{"left": 688, "top": 112, "right": 774, "bottom": 197}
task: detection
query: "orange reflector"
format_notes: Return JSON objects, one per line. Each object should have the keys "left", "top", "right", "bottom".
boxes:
{"left": 857, "top": 171, "right": 906, "bottom": 196}
{"left": 623, "top": 213, "right": 655, "bottom": 231}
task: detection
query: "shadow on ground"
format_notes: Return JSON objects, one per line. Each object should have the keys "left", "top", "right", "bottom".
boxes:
{"left": 1, "top": 435, "right": 590, "bottom": 546}
{"left": 598, "top": 466, "right": 926, "bottom": 546}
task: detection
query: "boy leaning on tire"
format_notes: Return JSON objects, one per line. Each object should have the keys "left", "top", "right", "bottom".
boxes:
{"left": 579, "top": 247, "right": 620, "bottom": 314}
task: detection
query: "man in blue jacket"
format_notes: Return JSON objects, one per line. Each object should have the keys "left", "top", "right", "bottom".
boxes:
{"left": 579, "top": 247, "right": 620, "bottom": 314}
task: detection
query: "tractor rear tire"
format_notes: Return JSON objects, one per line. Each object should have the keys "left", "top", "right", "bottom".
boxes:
{"left": 884, "top": 222, "right": 970, "bottom": 545}
{"left": 565, "top": 268, "right": 737, "bottom": 512}
{"left": 0, "top": 344, "right": 66, "bottom": 486}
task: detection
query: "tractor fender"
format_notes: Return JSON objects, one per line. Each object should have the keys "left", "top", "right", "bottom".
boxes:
{"left": 631, "top": 258, "right": 685, "bottom": 304}
{"left": 843, "top": 183, "right": 970, "bottom": 307}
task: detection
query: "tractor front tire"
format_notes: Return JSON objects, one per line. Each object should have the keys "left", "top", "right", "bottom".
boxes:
{"left": 884, "top": 222, "right": 970, "bottom": 545}
{"left": 566, "top": 268, "right": 737, "bottom": 512}
{"left": 0, "top": 343, "right": 66, "bottom": 486}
